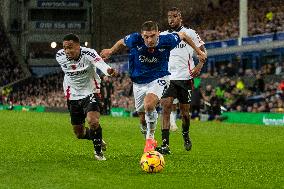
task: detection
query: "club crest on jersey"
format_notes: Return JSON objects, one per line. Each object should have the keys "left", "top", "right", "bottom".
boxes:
{"left": 71, "top": 64, "right": 77, "bottom": 70}
{"left": 78, "top": 62, "right": 85, "bottom": 68}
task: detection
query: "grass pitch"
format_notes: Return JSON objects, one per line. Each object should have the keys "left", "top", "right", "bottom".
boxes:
{"left": 0, "top": 111, "right": 283, "bottom": 189}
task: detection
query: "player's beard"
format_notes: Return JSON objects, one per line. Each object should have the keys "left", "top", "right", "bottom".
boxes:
{"left": 170, "top": 25, "right": 178, "bottom": 31}
{"left": 169, "top": 22, "right": 181, "bottom": 31}
{"left": 67, "top": 51, "right": 80, "bottom": 60}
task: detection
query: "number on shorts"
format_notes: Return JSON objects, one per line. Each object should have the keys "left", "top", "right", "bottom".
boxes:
{"left": 157, "top": 80, "right": 166, "bottom": 86}
{"left": 89, "top": 94, "right": 97, "bottom": 103}
{"left": 187, "top": 90, "right": 192, "bottom": 102}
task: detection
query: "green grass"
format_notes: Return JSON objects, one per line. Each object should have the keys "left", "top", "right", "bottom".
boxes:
{"left": 0, "top": 111, "right": 283, "bottom": 189}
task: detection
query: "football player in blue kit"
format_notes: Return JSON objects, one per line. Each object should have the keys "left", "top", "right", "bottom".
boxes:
{"left": 100, "top": 21, "right": 206, "bottom": 152}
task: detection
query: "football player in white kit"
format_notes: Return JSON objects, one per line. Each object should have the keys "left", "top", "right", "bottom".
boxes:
{"left": 156, "top": 7, "right": 207, "bottom": 154}
{"left": 56, "top": 33, "right": 117, "bottom": 160}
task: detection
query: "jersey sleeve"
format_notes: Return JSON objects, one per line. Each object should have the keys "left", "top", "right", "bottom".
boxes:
{"left": 160, "top": 31, "right": 168, "bottom": 35}
{"left": 165, "top": 33, "right": 181, "bottom": 50}
{"left": 124, "top": 32, "right": 140, "bottom": 48}
{"left": 88, "top": 50, "right": 111, "bottom": 76}
{"left": 186, "top": 29, "right": 205, "bottom": 47}
{"left": 84, "top": 48, "right": 101, "bottom": 62}
{"left": 55, "top": 49, "right": 66, "bottom": 64}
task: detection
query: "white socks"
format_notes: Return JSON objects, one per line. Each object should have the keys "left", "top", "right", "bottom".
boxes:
{"left": 170, "top": 111, "right": 177, "bottom": 125}
{"left": 145, "top": 110, "right": 158, "bottom": 139}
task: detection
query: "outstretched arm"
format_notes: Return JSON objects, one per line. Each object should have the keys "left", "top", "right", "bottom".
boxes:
{"left": 91, "top": 60, "right": 119, "bottom": 77}
{"left": 177, "top": 32, "right": 207, "bottom": 62}
{"left": 177, "top": 32, "right": 207, "bottom": 77}
{"left": 191, "top": 45, "right": 207, "bottom": 77}
{"left": 100, "top": 39, "right": 126, "bottom": 60}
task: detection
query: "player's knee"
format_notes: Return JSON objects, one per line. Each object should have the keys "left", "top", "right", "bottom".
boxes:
{"left": 162, "top": 102, "right": 172, "bottom": 115}
{"left": 87, "top": 118, "right": 100, "bottom": 129}
{"left": 181, "top": 112, "right": 190, "bottom": 123}
{"left": 162, "top": 108, "right": 171, "bottom": 117}
{"left": 144, "top": 103, "right": 155, "bottom": 112}
{"left": 144, "top": 94, "right": 158, "bottom": 112}
{"left": 75, "top": 132, "right": 85, "bottom": 139}
{"left": 73, "top": 127, "right": 85, "bottom": 139}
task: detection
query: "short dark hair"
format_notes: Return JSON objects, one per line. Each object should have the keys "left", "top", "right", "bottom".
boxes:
{"left": 141, "top": 21, "right": 159, "bottom": 32}
{"left": 168, "top": 7, "right": 182, "bottom": 15}
{"left": 63, "top": 33, "right": 80, "bottom": 43}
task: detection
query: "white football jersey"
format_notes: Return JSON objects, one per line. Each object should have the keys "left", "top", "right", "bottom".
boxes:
{"left": 93, "top": 70, "right": 101, "bottom": 94}
{"left": 161, "top": 26, "right": 204, "bottom": 80}
{"left": 56, "top": 47, "right": 107, "bottom": 100}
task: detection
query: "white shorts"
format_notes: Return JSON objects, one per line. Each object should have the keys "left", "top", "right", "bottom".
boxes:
{"left": 133, "top": 76, "right": 170, "bottom": 112}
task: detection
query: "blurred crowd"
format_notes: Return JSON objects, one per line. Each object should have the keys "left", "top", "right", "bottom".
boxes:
{"left": 1, "top": 68, "right": 283, "bottom": 117}
{"left": 186, "top": 0, "right": 284, "bottom": 41}
{"left": 0, "top": 21, "right": 25, "bottom": 86}
{"left": 0, "top": 72, "right": 136, "bottom": 114}
{"left": 26, "top": 0, "right": 284, "bottom": 60}
{"left": 1, "top": 1, "right": 284, "bottom": 115}
{"left": 201, "top": 61, "right": 284, "bottom": 78}
{"left": 200, "top": 75, "right": 284, "bottom": 115}
{"left": 1, "top": 74, "right": 65, "bottom": 108}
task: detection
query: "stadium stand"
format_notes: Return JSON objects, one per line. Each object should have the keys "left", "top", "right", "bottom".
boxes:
{"left": 4, "top": 73, "right": 65, "bottom": 108}
{"left": 201, "top": 76, "right": 284, "bottom": 115}
{"left": 0, "top": 18, "right": 26, "bottom": 87}
{"left": 185, "top": 0, "right": 284, "bottom": 41}
{"left": 0, "top": 0, "right": 283, "bottom": 116}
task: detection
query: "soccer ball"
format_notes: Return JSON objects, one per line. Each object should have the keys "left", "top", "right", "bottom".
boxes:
{"left": 140, "top": 151, "right": 165, "bottom": 173}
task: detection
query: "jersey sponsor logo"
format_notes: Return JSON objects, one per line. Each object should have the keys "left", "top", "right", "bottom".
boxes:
{"left": 139, "top": 55, "right": 158, "bottom": 63}
{"left": 66, "top": 69, "right": 88, "bottom": 76}
{"left": 175, "top": 43, "right": 186, "bottom": 49}
{"left": 158, "top": 49, "right": 165, "bottom": 52}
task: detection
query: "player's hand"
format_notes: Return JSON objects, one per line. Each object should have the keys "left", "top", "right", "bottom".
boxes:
{"left": 107, "top": 68, "right": 119, "bottom": 77}
{"left": 190, "top": 63, "right": 203, "bottom": 78}
{"left": 100, "top": 49, "right": 112, "bottom": 61}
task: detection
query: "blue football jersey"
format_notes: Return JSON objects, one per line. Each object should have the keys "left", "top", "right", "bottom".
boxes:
{"left": 124, "top": 32, "right": 181, "bottom": 84}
